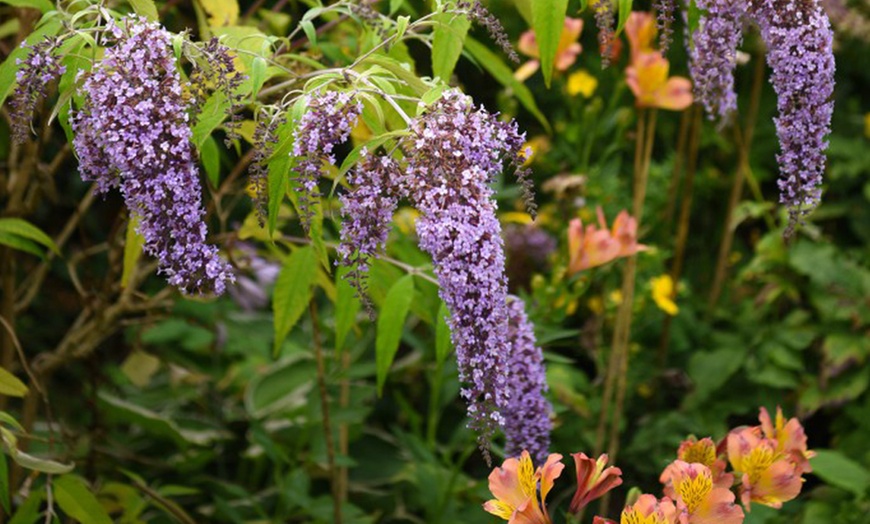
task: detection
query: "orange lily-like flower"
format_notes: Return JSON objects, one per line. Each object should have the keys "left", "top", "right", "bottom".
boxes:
{"left": 759, "top": 406, "right": 815, "bottom": 474}
{"left": 661, "top": 437, "right": 734, "bottom": 498}
{"left": 568, "top": 453, "right": 623, "bottom": 513}
{"left": 625, "top": 11, "right": 657, "bottom": 62}
{"left": 727, "top": 427, "right": 803, "bottom": 510}
{"left": 666, "top": 461, "right": 744, "bottom": 524}
{"left": 515, "top": 18, "right": 584, "bottom": 81}
{"left": 483, "top": 451, "right": 565, "bottom": 523}
{"left": 626, "top": 51, "right": 693, "bottom": 111}
{"left": 567, "top": 207, "right": 647, "bottom": 275}
{"left": 620, "top": 494, "right": 678, "bottom": 524}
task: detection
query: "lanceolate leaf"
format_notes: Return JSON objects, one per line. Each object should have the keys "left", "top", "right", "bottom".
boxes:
{"left": 0, "top": 0, "right": 53, "bottom": 14}
{"left": 121, "top": 214, "right": 146, "bottom": 289}
{"left": 128, "top": 0, "right": 159, "bottom": 21}
{"left": 464, "top": 37, "right": 551, "bottom": 132}
{"left": 0, "top": 367, "right": 27, "bottom": 398}
{"left": 53, "top": 475, "right": 113, "bottom": 524}
{"left": 335, "top": 266, "right": 361, "bottom": 351}
{"left": 431, "top": 13, "right": 471, "bottom": 81}
{"left": 376, "top": 274, "right": 414, "bottom": 395}
{"left": 0, "top": 218, "right": 59, "bottom": 255}
{"left": 435, "top": 302, "right": 452, "bottom": 366}
{"left": 616, "top": 0, "right": 633, "bottom": 36}
{"left": 531, "top": 0, "right": 568, "bottom": 87}
{"left": 273, "top": 246, "right": 319, "bottom": 355}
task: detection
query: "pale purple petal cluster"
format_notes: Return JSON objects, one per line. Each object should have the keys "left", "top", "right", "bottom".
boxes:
{"left": 401, "top": 90, "right": 526, "bottom": 456}
{"left": 503, "top": 296, "right": 551, "bottom": 465}
{"left": 188, "top": 37, "right": 246, "bottom": 144}
{"left": 337, "top": 152, "right": 402, "bottom": 312}
{"left": 9, "top": 38, "right": 65, "bottom": 143}
{"left": 653, "top": 0, "right": 676, "bottom": 53}
{"left": 750, "top": 0, "right": 835, "bottom": 234}
{"left": 290, "top": 91, "right": 362, "bottom": 230}
{"left": 71, "top": 17, "right": 233, "bottom": 295}
{"left": 690, "top": 0, "right": 747, "bottom": 121}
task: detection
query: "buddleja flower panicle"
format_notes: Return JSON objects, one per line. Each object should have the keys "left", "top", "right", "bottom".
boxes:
{"left": 503, "top": 296, "right": 552, "bottom": 465}
{"left": 188, "top": 37, "right": 247, "bottom": 145}
{"left": 401, "top": 89, "right": 528, "bottom": 458}
{"left": 690, "top": 0, "right": 748, "bottom": 122}
{"left": 750, "top": 0, "right": 835, "bottom": 234}
{"left": 290, "top": 90, "right": 362, "bottom": 230}
{"left": 591, "top": 0, "right": 615, "bottom": 67}
{"left": 456, "top": 0, "right": 520, "bottom": 63}
{"left": 71, "top": 16, "right": 233, "bottom": 295}
{"left": 337, "top": 151, "right": 402, "bottom": 315}
{"left": 653, "top": 0, "right": 676, "bottom": 53}
{"left": 9, "top": 37, "right": 66, "bottom": 144}
{"left": 249, "top": 108, "right": 287, "bottom": 226}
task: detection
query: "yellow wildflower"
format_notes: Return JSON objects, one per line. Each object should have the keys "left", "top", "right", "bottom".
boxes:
{"left": 651, "top": 275, "right": 678, "bottom": 315}
{"left": 567, "top": 70, "right": 598, "bottom": 98}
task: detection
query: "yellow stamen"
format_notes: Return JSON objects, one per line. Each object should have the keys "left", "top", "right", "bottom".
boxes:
{"left": 518, "top": 453, "right": 537, "bottom": 499}
{"left": 681, "top": 442, "right": 716, "bottom": 469}
{"left": 621, "top": 508, "right": 670, "bottom": 524}
{"left": 742, "top": 446, "right": 775, "bottom": 485}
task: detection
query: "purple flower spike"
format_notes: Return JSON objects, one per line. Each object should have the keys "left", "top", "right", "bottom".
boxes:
{"left": 690, "top": 0, "right": 748, "bottom": 122}
{"left": 503, "top": 296, "right": 552, "bottom": 466}
{"left": 653, "top": 0, "right": 676, "bottom": 53}
{"left": 71, "top": 16, "right": 233, "bottom": 295}
{"left": 403, "top": 89, "right": 527, "bottom": 459}
{"left": 9, "top": 38, "right": 65, "bottom": 144}
{"left": 290, "top": 90, "right": 362, "bottom": 230}
{"left": 337, "top": 152, "right": 402, "bottom": 313}
{"left": 750, "top": 0, "right": 835, "bottom": 234}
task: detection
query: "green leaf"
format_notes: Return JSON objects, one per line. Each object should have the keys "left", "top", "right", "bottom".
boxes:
{"left": 0, "top": 0, "right": 52, "bottom": 14}
{"left": 687, "top": 0, "right": 701, "bottom": 36}
{"left": 273, "top": 246, "right": 318, "bottom": 355}
{"left": 53, "top": 475, "right": 113, "bottom": 524}
{"left": 464, "top": 37, "right": 551, "bottom": 132}
{"left": 250, "top": 56, "right": 267, "bottom": 100}
{"left": 0, "top": 17, "right": 62, "bottom": 107}
{"left": 8, "top": 448, "right": 73, "bottom": 474}
{"left": 0, "top": 218, "right": 59, "bottom": 255}
{"left": 244, "top": 354, "right": 316, "bottom": 417}
{"left": 530, "top": 0, "right": 568, "bottom": 87}
{"left": 0, "top": 232, "right": 43, "bottom": 258}
{"left": 362, "top": 54, "right": 428, "bottom": 95}
{"left": 0, "top": 367, "right": 27, "bottom": 398}
{"left": 335, "top": 266, "right": 361, "bottom": 350}
{"left": 431, "top": 13, "right": 471, "bottom": 81}
{"left": 0, "top": 451, "right": 9, "bottom": 514}
{"left": 8, "top": 488, "right": 42, "bottom": 524}
{"left": 121, "top": 214, "right": 145, "bottom": 289}
{"left": 301, "top": 20, "right": 317, "bottom": 48}
{"left": 376, "top": 274, "right": 414, "bottom": 395}
{"left": 128, "top": 0, "right": 159, "bottom": 21}
{"left": 191, "top": 91, "right": 229, "bottom": 149}
{"left": 684, "top": 344, "right": 747, "bottom": 407}
{"left": 435, "top": 302, "right": 451, "bottom": 366}
{"left": 615, "top": 0, "right": 633, "bottom": 35}
{"left": 810, "top": 449, "right": 870, "bottom": 497}
{"left": 200, "top": 135, "right": 221, "bottom": 187}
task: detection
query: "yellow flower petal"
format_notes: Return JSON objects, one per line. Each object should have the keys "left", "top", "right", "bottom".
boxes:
{"left": 651, "top": 275, "right": 678, "bottom": 316}
{"left": 567, "top": 70, "right": 598, "bottom": 98}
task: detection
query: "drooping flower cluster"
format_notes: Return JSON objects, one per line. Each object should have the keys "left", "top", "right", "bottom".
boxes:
{"left": 502, "top": 296, "right": 552, "bottom": 464}
{"left": 9, "top": 38, "right": 65, "bottom": 144}
{"left": 337, "top": 152, "right": 402, "bottom": 312}
{"left": 457, "top": 0, "right": 520, "bottom": 62}
{"left": 484, "top": 407, "right": 812, "bottom": 523}
{"left": 591, "top": 0, "right": 615, "bottom": 67}
{"left": 750, "top": 0, "right": 835, "bottom": 233}
{"left": 290, "top": 90, "right": 362, "bottom": 230}
{"left": 689, "top": 0, "right": 748, "bottom": 121}
{"left": 188, "top": 37, "right": 247, "bottom": 144}
{"left": 249, "top": 109, "right": 286, "bottom": 225}
{"left": 70, "top": 17, "right": 233, "bottom": 295}
{"left": 401, "top": 90, "right": 527, "bottom": 454}
{"left": 653, "top": 0, "right": 676, "bottom": 52}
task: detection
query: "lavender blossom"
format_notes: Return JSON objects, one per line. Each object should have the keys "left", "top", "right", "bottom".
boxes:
{"left": 402, "top": 90, "right": 527, "bottom": 457}
{"left": 71, "top": 17, "right": 233, "bottom": 295}
{"left": 290, "top": 91, "right": 362, "bottom": 230}
{"left": 653, "top": 0, "right": 676, "bottom": 53}
{"left": 458, "top": 0, "right": 520, "bottom": 63}
{"left": 750, "top": 0, "right": 835, "bottom": 234}
{"left": 337, "top": 152, "right": 402, "bottom": 313}
{"left": 690, "top": 0, "right": 748, "bottom": 121}
{"left": 9, "top": 38, "right": 65, "bottom": 144}
{"left": 503, "top": 296, "right": 552, "bottom": 465}
{"left": 188, "top": 37, "right": 246, "bottom": 144}
{"left": 249, "top": 110, "right": 286, "bottom": 225}
{"left": 591, "top": 0, "right": 615, "bottom": 67}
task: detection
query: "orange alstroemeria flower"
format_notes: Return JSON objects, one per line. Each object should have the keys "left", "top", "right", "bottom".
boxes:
{"left": 620, "top": 494, "right": 678, "bottom": 524}
{"left": 759, "top": 406, "right": 815, "bottom": 474}
{"left": 625, "top": 11, "right": 657, "bottom": 62}
{"left": 727, "top": 427, "right": 803, "bottom": 510}
{"left": 484, "top": 451, "right": 565, "bottom": 523}
{"left": 666, "top": 461, "right": 744, "bottom": 524}
{"left": 567, "top": 207, "right": 646, "bottom": 275}
{"left": 569, "top": 453, "right": 623, "bottom": 513}
{"left": 515, "top": 18, "right": 584, "bottom": 81}
{"left": 661, "top": 437, "right": 734, "bottom": 498}
{"left": 626, "top": 51, "right": 693, "bottom": 111}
